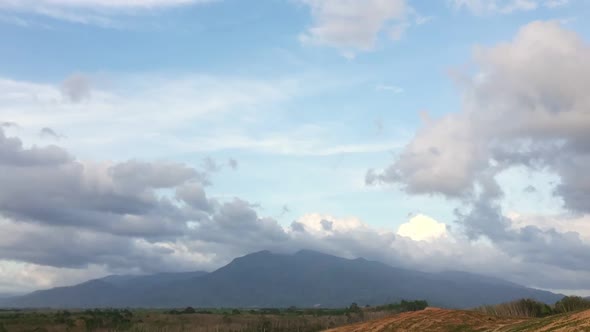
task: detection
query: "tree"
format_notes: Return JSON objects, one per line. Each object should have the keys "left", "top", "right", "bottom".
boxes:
{"left": 555, "top": 296, "right": 590, "bottom": 313}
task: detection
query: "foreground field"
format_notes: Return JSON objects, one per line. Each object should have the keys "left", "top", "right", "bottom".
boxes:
{"left": 325, "top": 307, "right": 590, "bottom": 332}
{"left": 0, "top": 304, "right": 416, "bottom": 332}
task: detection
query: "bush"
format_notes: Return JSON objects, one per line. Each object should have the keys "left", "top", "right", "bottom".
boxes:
{"left": 555, "top": 296, "right": 590, "bottom": 313}
{"left": 182, "top": 307, "right": 196, "bottom": 314}
{"left": 475, "top": 299, "right": 553, "bottom": 317}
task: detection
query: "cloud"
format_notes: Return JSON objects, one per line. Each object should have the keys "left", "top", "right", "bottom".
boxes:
{"left": 201, "top": 157, "right": 222, "bottom": 173}
{"left": 449, "top": 0, "right": 571, "bottom": 14}
{"left": 544, "top": 0, "right": 570, "bottom": 8}
{"left": 61, "top": 73, "right": 91, "bottom": 103}
{"left": 227, "top": 158, "right": 238, "bottom": 170}
{"left": 1, "top": 132, "right": 590, "bottom": 294}
{"left": 0, "top": 74, "right": 407, "bottom": 158}
{"left": 397, "top": 214, "right": 448, "bottom": 241}
{"left": 376, "top": 84, "right": 404, "bottom": 94}
{"left": 0, "top": 129, "right": 209, "bottom": 239}
{"left": 0, "top": 0, "right": 211, "bottom": 9}
{"left": 39, "top": 127, "right": 65, "bottom": 140}
{"left": 298, "top": 0, "right": 414, "bottom": 55}
{"left": 0, "top": 0, "right": 215, "bottom": 27}
{"left": 0, "top": 121, "right": 18, "bottom": 128}
{"left": 368, "top": 21, "right": 590, "bottom": 276}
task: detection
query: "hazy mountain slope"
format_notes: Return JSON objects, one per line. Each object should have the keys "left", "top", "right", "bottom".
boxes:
{"left": 142, "top": 250, "right": 562, "bottom": 308}
{"left": 101, "top": 271, "right": 208, "bottom": 289}
{"left": 8, "top": 280, "right": 122, "bottom": 308}
{"left": 5, "top": 271, "right": 207, "bottom": 308}
{"left": 3, "top": 250, "right": 563, "bottom": 308}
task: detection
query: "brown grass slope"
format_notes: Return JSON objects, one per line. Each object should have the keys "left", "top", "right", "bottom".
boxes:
{"left": 324, "top": 307, "right": 590, "bottom": 332}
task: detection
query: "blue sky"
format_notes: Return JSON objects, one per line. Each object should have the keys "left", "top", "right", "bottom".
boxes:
{"left": 1, "top": 0, "right": 590, "bottom": 294}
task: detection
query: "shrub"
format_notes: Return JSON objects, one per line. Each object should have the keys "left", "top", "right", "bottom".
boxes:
{"left": 555, "top": 296, "right": 590, "bottom": 313}
{"left": 475, "top": 298, "right": 553, "bottom": 317}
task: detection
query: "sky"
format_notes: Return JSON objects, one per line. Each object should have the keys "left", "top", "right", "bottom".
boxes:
{"left": 1, "top": 0, "right": 590, "bottom": 296}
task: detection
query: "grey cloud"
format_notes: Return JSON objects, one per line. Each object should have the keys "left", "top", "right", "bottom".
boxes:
{"left": 279, "top": 205, "right": 290, "bottom": 217}
{"left": 552, "top": 154, "right": 590, "bottom": 213}
{"left": 290, "top": 221, "right": 306, "bottom": 232}
{"left": 320, "top": 219, "right": 333, "bottom": 231}
{"left": 368, "top": 21, "right": 590, "bottom": 275}
{"left": 201, "top": 157, "right": 222, "bottom": 173}
{"left": 0, "top": 121, "right": 18, "bottom": 128}
{"left": 61, "top": 73, "right": 91, "bottom": 103}
{"left": 110, "top": 160, "right": 207, "bottom": 191}
{"left": 0, "top": 128, "right": 199, "bottom": 238}
{"left": 39, "top": 127, "right": 65, "bottom": 140}
{"left": 175, "top": 183, "right": 214, "bottom": 212}
{"left": 370, "top": 21, "right": 590, "bottom": 206}
{"left": 0, "top": 129, "right": 71, "bottom": 166}
{"left": 524, "top": 185, "right": 537, "bottom": 193}
{"left": 228, "top": 158, "right": 238, "bottom": 170}
{"left": 456, "top": 197, "right": 590, "bottom": 273}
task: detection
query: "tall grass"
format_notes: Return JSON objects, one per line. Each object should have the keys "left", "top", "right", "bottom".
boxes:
{"left": 474, "top": 299, "right": 552, "bottom": 318}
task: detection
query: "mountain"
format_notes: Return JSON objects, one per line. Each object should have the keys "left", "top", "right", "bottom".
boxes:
{"left": 100, "top": 271, "right": 208, "bottom": 289}
{"left": 3, "top": 250, "right": 563, "bottom": 309}
{"left": 6, "top": 271, "right": 207, "bottom": 308}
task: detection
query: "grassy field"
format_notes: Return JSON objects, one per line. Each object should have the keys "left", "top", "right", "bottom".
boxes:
{"left": 0, "top": 301, "right": 428, "bottom": 332}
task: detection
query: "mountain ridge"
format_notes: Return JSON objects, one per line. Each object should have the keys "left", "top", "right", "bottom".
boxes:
{"left": 2, "top": 250, "right": 564, "bottom": 309}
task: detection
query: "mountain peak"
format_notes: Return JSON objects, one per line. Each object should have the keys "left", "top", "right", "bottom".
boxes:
{"left": 294, "top": 249, "right": 327, "bottom": 256}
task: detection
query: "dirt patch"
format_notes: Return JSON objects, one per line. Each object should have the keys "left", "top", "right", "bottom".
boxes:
{"left": 325, "top": 308, "right": 590, "bottom": 332}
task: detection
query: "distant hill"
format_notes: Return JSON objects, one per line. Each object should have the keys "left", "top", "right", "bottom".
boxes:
{"left": 3, "top": 250, "right": 563, "bottom": 309}
{"left": 6, "top": 271, "right": 207, "bottom": 308}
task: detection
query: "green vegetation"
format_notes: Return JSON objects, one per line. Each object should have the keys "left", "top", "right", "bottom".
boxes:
{"left": 475, "top": 296, "right": 590, "bottom": 318}
{"left": 0, "top": 300, "right": 429, "bottom": 332}
{"left": 554, "top": 296, "right": 590, "bottom": 313}
{"left": 371, "top": 299, "right": 429, "bottom": 313}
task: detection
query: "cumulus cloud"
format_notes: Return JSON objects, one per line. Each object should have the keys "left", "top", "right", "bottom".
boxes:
{"left": 397, "top": 214, "right": 448, "bottom": 241}
{"left": 369, "top": 21, "right": 590, "bottom": 276}
{"left": 299, "top": 0, "right": 417, "bottom": 55}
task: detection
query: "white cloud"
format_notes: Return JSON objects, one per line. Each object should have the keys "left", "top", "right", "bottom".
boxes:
{"left": 298, "top": 0, "right": 414, "bottom": 55}
{"left": 397, "top": 214, "right": 448, "bottom": 241}
{"left": 0, "top": 0, "right": 211, "bottom": 9}
{"left": 376, "top": 84, "right": 404, "bottom": 94}
{"left": 0, "top": 74, "right": 404, "bottom": 158}
{"left": 545, "top": 0, "right": 570, "bottom": 8}
{"left": 449, "top": 0, "right": 570, "bottom": 14}
{"left": 0, "top": 0, "right": 214, "bottom": 26}
{"left": 295, "top": 213, "right": 368, "bottom": 236}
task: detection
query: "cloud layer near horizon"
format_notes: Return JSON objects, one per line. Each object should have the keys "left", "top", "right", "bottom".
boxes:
{"left": 1, "top": 114, "right": 590, "bottom": 294}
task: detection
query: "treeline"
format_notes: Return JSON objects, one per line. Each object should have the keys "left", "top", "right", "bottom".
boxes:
{"left": 0, "top": 300, "right": 429, "bottom": 332}
{"left": 475, "top": 296, "right": 590, "bottom": 318}
{"left": 167, "top": 299, "right": 429, "bottom": 317}
{"left": 369, "top": 300, "right": 429, "bottom": 313}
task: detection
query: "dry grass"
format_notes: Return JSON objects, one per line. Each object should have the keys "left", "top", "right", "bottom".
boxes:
{"left": 324, "top": 307, "right": 590, "bottom": 332}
